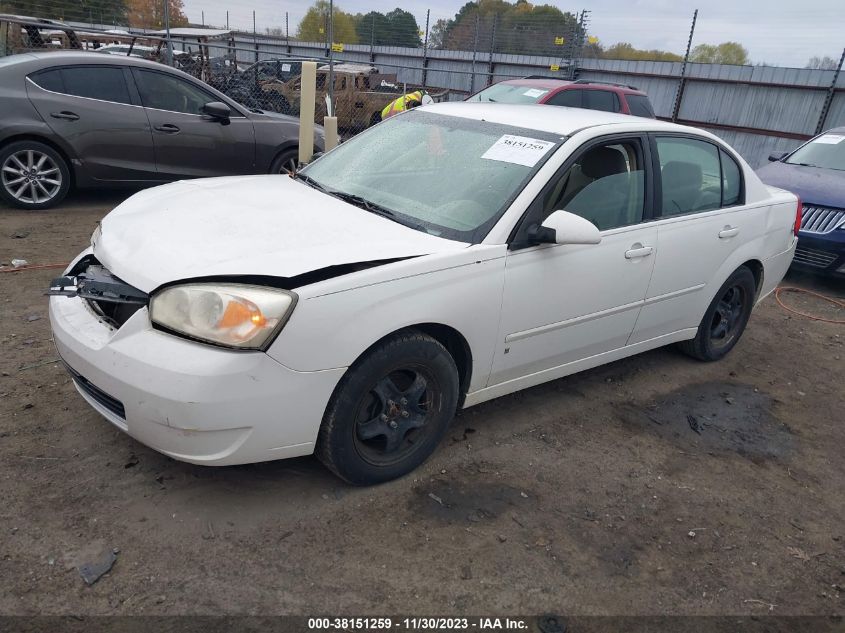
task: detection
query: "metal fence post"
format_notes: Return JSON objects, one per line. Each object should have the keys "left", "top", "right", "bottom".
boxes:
{"left": 422, "top": 9, "right": 430, "bottom": 88}
{"left": 286, "top": 12, "right": 290, "bottom": 54}
{"left": 328, "top": 0, "right": 334, "bottom": 117}
{"left": 253, "top": 10, "right": 259, "bottom": 62}
{"left": 486, "top": 13, "right": 497, "bottom": 86}
{"left": 226, "top": 11, "right": 229, "bottom": 30}
{"left": 469, "top": 14, "right": 480, "bottom": 94}
{"left": 369, "top": 13, "right": 375, "bottom": 63}
{"left": 163, "top": 0, "right": 173, "bottom": 66}
{"left": 672, "top": 9, "right": 697, "bottom": 122}
{"left": 815, "top": 46, "right": 845, "bottom": 134}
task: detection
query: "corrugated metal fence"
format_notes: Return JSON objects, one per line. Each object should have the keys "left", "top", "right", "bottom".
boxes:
{"left": 201, "top": 33, "right": 844, "bottom": 167}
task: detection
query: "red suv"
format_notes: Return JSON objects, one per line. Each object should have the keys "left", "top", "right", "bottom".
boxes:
{"left": 467, "top": 77, "right": 656, "bottom": 118}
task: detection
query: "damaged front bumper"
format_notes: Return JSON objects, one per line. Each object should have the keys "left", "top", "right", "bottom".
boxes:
{"left": 48, "top": 258, "right": 346, "bottom": 466}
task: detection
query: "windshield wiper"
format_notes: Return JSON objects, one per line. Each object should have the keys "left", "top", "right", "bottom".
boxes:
{"left": 294, "top": 172, "right": 330, "bottom": 192}
{"left": 329, "top": 191, "right": 396, "bottom": 217}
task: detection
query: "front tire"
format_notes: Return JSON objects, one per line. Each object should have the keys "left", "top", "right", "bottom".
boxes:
{"left": 270, "top": 148, "right": 299, "bottom": 175}
{"left": 0, "top": 141, "right": 70, "bottom": 209}
{"left": 316, "top": 330, "right": 459, "bottom": 485}
{"left": 678, "top": 266, "right": 757, "bottom": 362}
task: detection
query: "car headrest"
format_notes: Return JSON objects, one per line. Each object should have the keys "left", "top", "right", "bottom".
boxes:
{"left": 580, "top": 147, "right": 628, "bottom": 180}
{"left": 662, "top": 161, "right": 702, "bottom": 190}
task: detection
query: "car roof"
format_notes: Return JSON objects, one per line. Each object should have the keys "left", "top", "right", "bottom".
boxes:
{"left": 494, "top": 77, "right": 646, "bottom": 95}
{"left": 494, "top": 77, "right": 575, "bottom": 89}
{"left": 3, "top": 50, "right": 169, "bottom": 70}
{"left": 423, "top": 102, "right": 695, "bottom": 137}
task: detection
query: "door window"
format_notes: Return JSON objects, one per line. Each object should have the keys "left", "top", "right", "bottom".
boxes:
{"left": 30, "top": 66, "right": 132, "bottom": 105}
{"left": 134, "top": 69, "right": 215, "bottom": 114}
{"left": 656, "top": 137, "right": 724, "bottom": 216}
{"left": 583, "top": 90, "right": 619, "bottom": 112}
{"left": 538, "top": 140, "right": 646, "bottom": 231}
{"left": 546, "top": 89, "right": 582, "bottom": 107}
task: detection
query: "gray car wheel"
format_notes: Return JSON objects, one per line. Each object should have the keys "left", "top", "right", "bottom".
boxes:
{"left": 0, "top": 141, "right": 70, "bottom": 210}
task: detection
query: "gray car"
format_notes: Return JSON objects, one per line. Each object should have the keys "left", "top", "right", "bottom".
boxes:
{"left": 0, "top": 51, "right": 323, "bottom": 209}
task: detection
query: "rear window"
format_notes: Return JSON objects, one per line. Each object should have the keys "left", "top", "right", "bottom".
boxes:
{"left": 470, "top": 82, "right": 553, "bottom": 104}
{"left": 627, "top": 94, "right": 655, "bottom": 118}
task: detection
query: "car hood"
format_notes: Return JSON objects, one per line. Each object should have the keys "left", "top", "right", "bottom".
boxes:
{"left": 756, "top": 160, "right": 845, "bottom": 208}
{"left": 95, "top": 175, "right": 467, "bottom": 293}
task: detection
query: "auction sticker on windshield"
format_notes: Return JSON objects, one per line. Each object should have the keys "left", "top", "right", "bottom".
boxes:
{"left": 481, "top": 134, "right": 555, "bottom": 167}
{"left": 815, "top": 134, "right": 845, "bottom": 144}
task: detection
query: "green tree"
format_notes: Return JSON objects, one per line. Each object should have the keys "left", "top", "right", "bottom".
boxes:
{"left": 602, "top": 42, "right": 682, "bottom": 62}
{"left": 296, "top": 0, "right": 358, "bottom": 45}
{"left": 355, "top": 8, "right": 420, "bottom": 47}
{"left": 690, "top": 41, "right": 749, "bottom": 65}
{"left": 433, "top": 0, "right": 584, "bottom": 56}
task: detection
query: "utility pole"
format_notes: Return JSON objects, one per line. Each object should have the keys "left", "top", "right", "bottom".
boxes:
{"left": 201, "top": 11, "right": 204, "bottom": 26}
{"left": 163, "top": 0, "right": 173, "bottom": 66}
{"left": 672, "top": 9, "right": 698, "bottom": 122}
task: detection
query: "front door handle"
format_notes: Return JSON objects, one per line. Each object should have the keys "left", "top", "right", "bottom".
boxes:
{"left": 154, "top": 124, "right": 180, "bottom": 134}
{"left": 625, "top": 245, "right": 654, "bottom": 259}
{"left": 718, "top": 226, "right": 740, "bottom": 239}
{"left": 50, "top": 111, "right": 79, "bottom": 121}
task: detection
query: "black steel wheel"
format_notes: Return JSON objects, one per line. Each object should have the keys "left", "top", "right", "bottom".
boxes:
{"left": 317, "top": 330, "right": 459, "bottom": 485}
{"left": 0, "top": 141, "right": 70, "bottom": 209}
{"left": 679, "top": 266, "right": 756, "bottom": 362}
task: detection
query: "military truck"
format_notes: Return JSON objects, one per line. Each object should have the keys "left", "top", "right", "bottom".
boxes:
{"left": 259, "top": 63, "right": 446, "bottom": 131}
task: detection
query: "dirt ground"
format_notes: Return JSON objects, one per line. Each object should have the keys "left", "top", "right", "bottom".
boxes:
{"left": 0, "top": 190, "right": 843, "bottom": 617}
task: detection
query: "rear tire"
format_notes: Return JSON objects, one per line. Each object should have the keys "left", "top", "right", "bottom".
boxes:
{"left": 0, "top": 140, "right": 70, "bottom": 210}
{"left": 316, "top": 330, "right": 459, "bottom": 485}
{"left": 678, "top": 266, "right": 756, "bottom": 362}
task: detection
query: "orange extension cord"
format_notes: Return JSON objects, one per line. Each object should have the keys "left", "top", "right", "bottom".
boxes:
{"left": 775, "top": 286, "right": 845, "bottom": 324}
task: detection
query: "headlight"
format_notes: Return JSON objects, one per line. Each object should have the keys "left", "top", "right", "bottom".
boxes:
{"left": 150, "top": 283, "right": 296, "bottom": 349}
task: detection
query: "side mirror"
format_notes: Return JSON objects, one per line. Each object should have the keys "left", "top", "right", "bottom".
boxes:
{"left": 530, "top": 210, "right": 601, "bottom": 246}
{"left": 203, "top": 101, "right": 231, "bottom": 124}
{"left": 768, "top": 152, "right": 787, "bottom": 162}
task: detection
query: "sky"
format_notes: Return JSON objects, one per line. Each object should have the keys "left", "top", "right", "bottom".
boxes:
{"left": 180, "top": 0, "right": 844, "bottom": 68}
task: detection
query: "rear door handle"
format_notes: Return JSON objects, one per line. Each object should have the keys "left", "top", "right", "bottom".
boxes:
{"left": 50, "top": 111, "right": 79, "bottom": 121}
{"left": 718, "top": 226, "right": 740, "bottom": 239}
{"left": 625, "top": 246, "right": 654, "bottom": 259}
{"left": 154, "top": 124, "right": 180, "bottom": 134}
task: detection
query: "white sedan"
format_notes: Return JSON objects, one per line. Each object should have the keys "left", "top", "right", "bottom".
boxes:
{"left": 49, "top": 103, "right": 799, "bottom": 485}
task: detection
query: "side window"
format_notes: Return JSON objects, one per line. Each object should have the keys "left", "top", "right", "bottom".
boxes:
{"left": 656, "top": 137, "right": 721, "bottom": 216}
{"left": 627, "top": 94, "right": 655, "bottom": 118}
{"left": 32, "top": 67, "right": 132, "bottom": 104}
{"left": 540, "top": 139, "right": 646, "bottom": 231}
{"left": 316, "top": 73, "right": 327, "bottom": 90}
{"left": 61, "top": 67, "right": 132, "bottom": 105}
{"left": 546, "top": 89, "right": 582, "bottom": 108}
{"left": 720, "top": 149, "right": 743, "bottom": 206}
{"left": 134, "top": 69, "right": 214, "bottom": 114}
{"left": 29, "top": 68, "right": 64, "bottom": 92}
{"left": 335, "top": 75, "right": 346, "bottom": 90}
{"left": 583, "top": 90, "right": 618, "bottom": 112}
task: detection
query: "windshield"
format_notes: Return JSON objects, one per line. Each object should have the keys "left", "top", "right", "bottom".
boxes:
{"left": 300, "top": 110, "right": 563, "bottom": 243}
{"left": 785, "top": 133, "right": 845, "bottom": 171}
{"left": 469, "top": 83, "right": 552, "bottom": 104}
